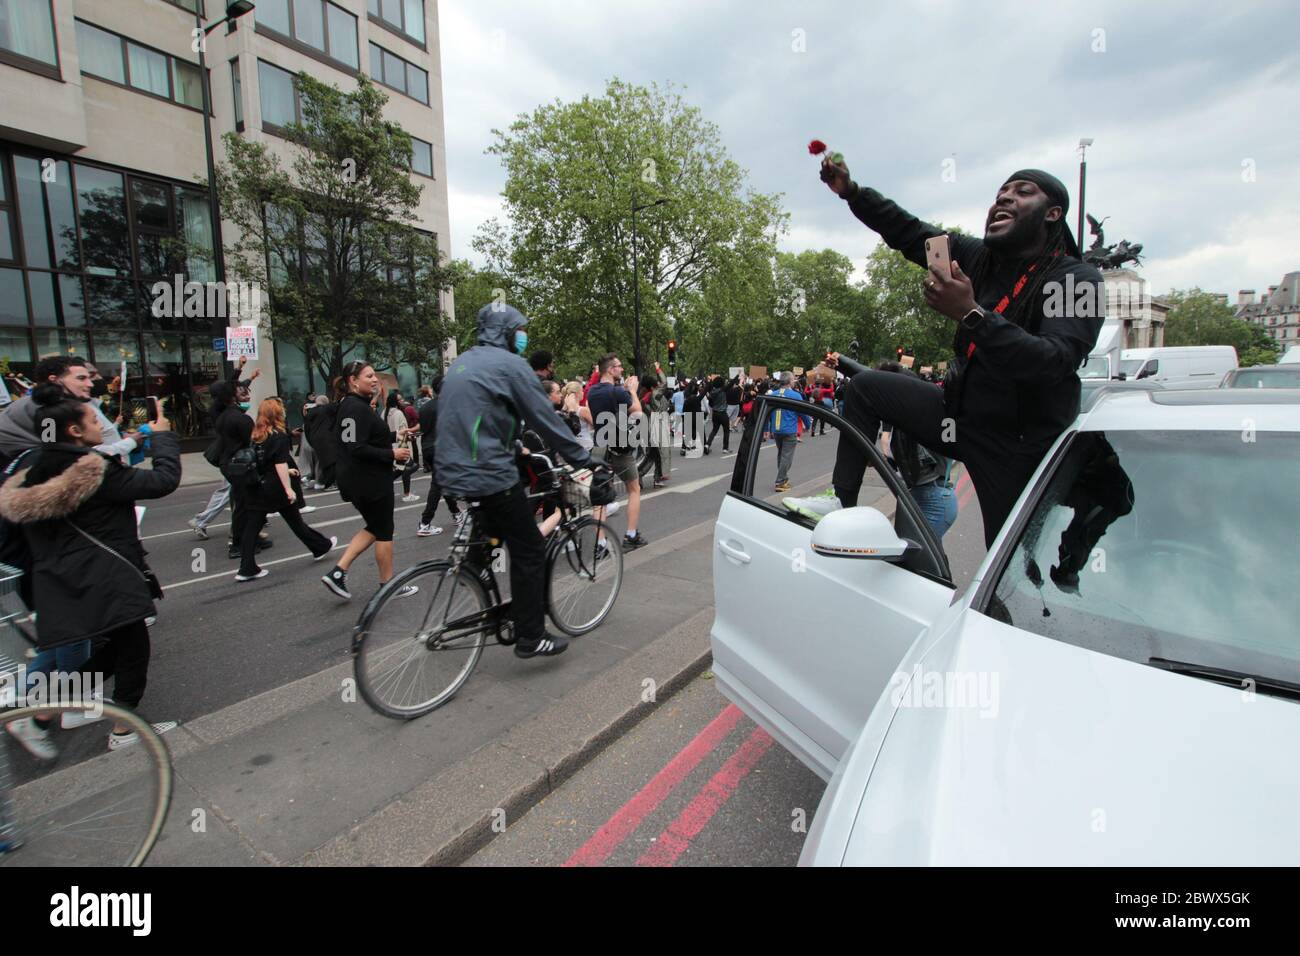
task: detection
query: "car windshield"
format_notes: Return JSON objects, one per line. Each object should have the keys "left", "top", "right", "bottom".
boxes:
{"left": 1119, "top": 359, "right": 1146, "bottom": 376}
{"left": 1079, "top": 356, "right": 1110, "bottom": 379}
{"left": 1226, "top": 369, "right": 1300, "bottom": 388}
{"left": 986, "top": 429, "right": 1300, "bottom": 685}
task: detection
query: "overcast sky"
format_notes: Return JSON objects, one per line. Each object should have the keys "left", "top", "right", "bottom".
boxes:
{"left": 439, "top": 0, "right": 1300, "bottom": 300}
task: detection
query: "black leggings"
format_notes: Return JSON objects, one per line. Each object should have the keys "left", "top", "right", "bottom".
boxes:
{"left": 834, "top": 369, "right": 1051, "bottom": 548}
{"left": 705, "top": 410, "right": 730, "bottom": 451}
{"left": 81, "top": 620, "right": 151, "bottom": 710}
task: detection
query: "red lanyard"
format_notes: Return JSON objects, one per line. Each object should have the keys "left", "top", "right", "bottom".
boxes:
{"left": 965, "top": 252, "right": 1059, "bottom": 359}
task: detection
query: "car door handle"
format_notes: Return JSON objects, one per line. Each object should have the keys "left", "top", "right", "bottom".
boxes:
{"left": 717, "top": 540, "right": 751, "bottom": 564}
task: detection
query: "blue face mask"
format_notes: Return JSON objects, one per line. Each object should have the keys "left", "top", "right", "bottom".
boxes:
{"left": 514, "top": 330, "right": 528, "bottom": 355}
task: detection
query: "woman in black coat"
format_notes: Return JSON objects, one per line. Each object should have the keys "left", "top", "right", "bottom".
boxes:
{"left": 303, "top": 392, "right": 339, "bottom": 490}
{"left": 320, "top": 362, "right": 414, "bottom": 601}
{"left": 0, "top": 385, "right": 179, "bottom": 753}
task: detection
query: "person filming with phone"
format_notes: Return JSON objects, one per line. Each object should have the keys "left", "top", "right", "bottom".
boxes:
{"left": 786, "top": 156, "right": 1103, "bottom": 547}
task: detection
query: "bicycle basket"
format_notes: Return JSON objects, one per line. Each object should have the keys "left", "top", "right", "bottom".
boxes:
{"left": 0, "top": 563, "right": 35, "bottom": 695}
{"left": 561, "top": 472, "right": 592, "bottom": 513}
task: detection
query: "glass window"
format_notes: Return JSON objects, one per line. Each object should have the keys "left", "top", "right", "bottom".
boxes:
{"left": 367, "top": 41, "right": 382, "bottom": 81}
{"left": 0, "top": 210, "right": 13, "bottom": 261}
{"left": 33, "top": 328, "right": 89, "bottom": 361}
{"left": 367, "top": 0, "right": 379, "bottom": 16}
{"left": 58, "top": 274, "right": 84, "bottom": 326}
{"left": 382, "top": 49, "right": 404, "bottom": 92}
{"left": 230, "top": 58, "right": 243, "bottom": 125}
{"left": 177, "top": 188, "right": 215, "bottom": 283}
{"left": 257, "top": 0, "right": 291, "bottom": 35}
{"left": 91, "top": 329, "right": 141, "bottom": 376}
{"left": 987, "top": 429, "right": 1300, "bottom": 685}
{"left": 258, "top": 60, "right": 297, "bottom": 127}
{"left": 27, "top": 270, "right": 56, "bottom": 326}
{"left": 326, "top": 2, "right": 357, "bottom": 67}
{"left": 410, "top": 138, "right": 432, "bottom": 177}
{"left": 45, "top": 159, "right": 79, "bottom": 270}
{"left": 0, "top": 268, "right": 27, "bottom": 324}
{"left": 173, "top": 58, "right": 204, "bottom": 108}
{"left": 84, "top": 276, "right": 136, "bottom": 328}
{"left": 0, "top": 0, "right": 58, "bottom": 65}
{"left": 380, "top": 0, "right": 401, "bottom": 27}
{"left": 131, "top": 180, "right": 170, "bottom": 232}
{"left": 406, "top": 62, "right": 427, "bottom": 103}
{"left": 127, "top": 43, "right": 170, "bottom": 98}
{"left": 76, "top": 20, "right": 125, "bottom": 83}
{"left": 0, "top": 327, "right": 32, "bottom": 365}
{"left": 292, "top": 0, "right": 325, "bottom": 50}
{"left": 14, "top": 156, "right": 50, "bottom": 269}
{"left": 403, "top": 0, "right": 425, "bottom": 43}
{"left": 74, "top": 164, "right": 130, "bottom": 277}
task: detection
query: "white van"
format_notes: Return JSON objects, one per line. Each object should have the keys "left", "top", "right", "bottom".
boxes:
{"left": 1119, "top": 346, "right": 1238, "bottom": 388}
{"left": 1079, "top": 320, "right": 1124, "bottom": 380}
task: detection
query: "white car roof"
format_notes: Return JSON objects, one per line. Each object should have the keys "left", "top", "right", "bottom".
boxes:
{"left": 1079, "top": 386, "right": 1300, "bottom": 432}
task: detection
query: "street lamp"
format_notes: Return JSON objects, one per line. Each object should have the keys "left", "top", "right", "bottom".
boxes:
{"left": 631, "top": 195, "right": 670, "bottom": 376}
{"left": 1077, "top": 137, "right": 1093, "bottom": 252}
{"left": 196, "top": 1, "right": 256, "bottom": 299}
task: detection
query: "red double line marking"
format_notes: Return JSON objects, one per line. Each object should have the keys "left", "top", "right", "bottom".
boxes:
{"left": 564, "top": 704, "right": 744, "bottom": 867}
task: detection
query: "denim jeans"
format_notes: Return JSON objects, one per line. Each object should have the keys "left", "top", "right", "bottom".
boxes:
{"left": 25, "top": 640, "right": 92, "bottom": 698}
{"left": 194, "top": 479, "right": 231, "bottom": 528}
{"left": 910, "top": 481, "right": 958, "bottom": 540}
{"left": 774, "top": 434, "right": 797, "bottom": 484}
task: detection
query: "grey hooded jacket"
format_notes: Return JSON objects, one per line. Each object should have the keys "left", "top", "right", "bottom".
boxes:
{"left": 435, "top": 304, "right": 591, "bottom": 496}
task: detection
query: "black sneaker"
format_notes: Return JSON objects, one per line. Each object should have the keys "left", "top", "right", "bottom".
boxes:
{"left": 228, "top": 548, "right": 241, "bottom": 560}
{"left": 624, "top": 532, "right": 649, "bottom": 551}
{"left": 256, "top": 537, "right": 273, "bottom": 552}
{"left": 322, "top": 567, "right": 351, "bottom": 600}
{"left": 514, "top": 632, "right": 570, "bottom": 659}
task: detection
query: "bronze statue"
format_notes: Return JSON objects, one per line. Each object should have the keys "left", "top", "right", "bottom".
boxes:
{"left": 1082, "top": 213, "right": 1143, "bottom": 270}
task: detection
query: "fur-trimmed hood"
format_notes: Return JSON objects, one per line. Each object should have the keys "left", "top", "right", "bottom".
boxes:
{"left": 0, "top": 448, "right": 108, "bottom": 523}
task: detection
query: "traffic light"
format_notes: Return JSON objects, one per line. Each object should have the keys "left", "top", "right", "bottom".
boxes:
{"left": 667, "top": 340, "right": 677, "bottom": 364}
{"left": 896, "top": 346, "right": 904, "bottom": 359}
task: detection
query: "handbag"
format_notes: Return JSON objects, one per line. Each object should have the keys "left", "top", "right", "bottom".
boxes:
{"left": 66, "top": 520, "right": 163, "bottom": 601}
{"left": 202, "top": 435, "right": 222, "bottom": 467}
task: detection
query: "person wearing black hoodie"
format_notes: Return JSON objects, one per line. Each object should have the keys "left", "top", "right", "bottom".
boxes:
{"left": 703, "top": 375, "right": 730, "bottom": 454}
{"left": 0, "top": 385, "right": 179, "bottom": 755}
{"left": 808, "top": 157, "right": 1104, "bottom": 547}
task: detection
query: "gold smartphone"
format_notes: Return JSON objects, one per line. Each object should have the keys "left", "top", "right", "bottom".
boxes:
{"left": 924, "top": 234, "right": 952, "bottom": 280}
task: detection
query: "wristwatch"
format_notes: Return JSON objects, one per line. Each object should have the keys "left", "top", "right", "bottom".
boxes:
{"left": 960, "top": 307, "right": 987, "bottom": 331}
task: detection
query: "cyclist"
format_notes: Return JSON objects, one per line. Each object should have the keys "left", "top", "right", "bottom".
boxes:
{"left": 436, "top": 304, "right": 604, "bottom": 659}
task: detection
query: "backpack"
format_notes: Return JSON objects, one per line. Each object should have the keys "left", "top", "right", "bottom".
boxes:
{"left": 202, "top": 434, "right": 223, "bottom": 467}
{"left": 223, "top": 445, "right": 262, "bottom": 488}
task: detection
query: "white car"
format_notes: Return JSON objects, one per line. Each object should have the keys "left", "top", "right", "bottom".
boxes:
{"left": 712, "top": 387, "right": 1300, "bottom": 865}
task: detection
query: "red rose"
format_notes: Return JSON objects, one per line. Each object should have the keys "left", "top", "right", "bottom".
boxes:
{"left": 808, "top": 139, "right": 828, "bottom": 156}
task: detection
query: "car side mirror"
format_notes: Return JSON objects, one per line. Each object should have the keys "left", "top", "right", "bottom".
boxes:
{"left": 811, "top": 506, "right": 909, "bottom": 560}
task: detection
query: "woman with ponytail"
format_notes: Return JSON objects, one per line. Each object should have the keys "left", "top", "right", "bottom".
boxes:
{"left": 0, "top": 384, "right": 180, "bottom": 755}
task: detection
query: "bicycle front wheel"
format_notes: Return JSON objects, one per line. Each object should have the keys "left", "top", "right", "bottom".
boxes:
{"left": 353, "top": 561, "right": 490, "bottom": 719}
{"left": 1, "top": 702, "right": 172, "bottom": 867}
{"left": 547, "top": 518, "right": 624, "bottom": 636}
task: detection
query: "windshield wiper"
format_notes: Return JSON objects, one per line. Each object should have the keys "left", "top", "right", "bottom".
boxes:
{"left": 1147, "top": 658, "right": 1300, "bottom": 702}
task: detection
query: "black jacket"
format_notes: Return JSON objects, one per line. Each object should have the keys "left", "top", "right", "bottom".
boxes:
{"left": 334, "top": 393, "right": 395, "bottom": 502}
{"left": 214, "top": 403, "right": 253, "bottom": 469}
{"left": 417, "top": 396, "right": 438, "bottom": 462}
{"left": 0, "top": 433, "right": 181, "bottom": 648}
{"left": 844, "top": 185, "right": 1103, "bottom": 445}
{"left": 304, "top": 403, "right": 339, "bottom": 469}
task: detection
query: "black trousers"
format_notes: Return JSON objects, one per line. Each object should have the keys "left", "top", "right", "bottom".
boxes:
{"left": 81, "top": 619, "right": 150, "bottom": 710}
{"left": 834, "top": 369, "right": 1051, "bottom": 548}
{"left": 421, "top": 464, "right": 459, "bottom": 525}
{"left": 227, "top": 480, "right": 249, "bottom": 548}
{"left": 240, "top": 500, "right": 331, "bottom": 576}
{"left": 473, "top": 484, "right": 548, "bottom": 643}
{"left": 705, "top": 409, "right": 730, "bottom": 451}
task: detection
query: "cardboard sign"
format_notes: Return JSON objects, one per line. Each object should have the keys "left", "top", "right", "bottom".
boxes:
{"left": 749, "top": 365, "right": 767, "bottom": 380}
{"left": 920, "top": 366, "right": 933, "bottom": 376}
{"left": 938, "top": 361, "right": 948, "bottom": 372}
{"left": 728, "top": 367, "right": 744, "bottom": 380}
{"left": 226, "top": 326, "right": 258, "bottom": 362}
{"left": 900, "top": 355, "right": 915, "bottom": 369}
{"left": 792, "top": 366, "right": 804, "bottom": 376}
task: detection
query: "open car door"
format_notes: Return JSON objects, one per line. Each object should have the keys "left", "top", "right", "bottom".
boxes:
{"left": 711, "top": 395, "right": 956, "bottom": 780}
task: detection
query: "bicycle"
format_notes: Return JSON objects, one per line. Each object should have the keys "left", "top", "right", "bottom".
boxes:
{"left": 351, "top": 455, "right": 624, "bottom": 720}
{"left": 0, "top": 565, "right": 172, "bottom": 867}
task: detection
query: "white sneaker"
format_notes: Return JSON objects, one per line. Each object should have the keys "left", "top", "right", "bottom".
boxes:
{"left": 300, "top": 505, "right": 318, "bottom": 514}
{"left": 604, "top": 500, "right": 622, "bottom": 517}
{"left": 61, "top": 692, "right": 112, "bottom": 729}
{"left": 6, "top": 716, "right": 57, "bottom": 760}
{"left": 417, "top": 523, "right": 442, "bottom": 536}
{"left": 401, "top": 494, "right": 420, "bottom": 503}
{"left": 782, "top": 489, "right": 843, "bottom": 523}
{"left": 393, "top": 584, "right": 419, "bottom": 599}
{"left": 234, "top": 569, "right": 269, "bottom": 582}
{"left": 144, "top": 615, "right": 157, "bottom": 627}
{"left": 313, "top": 536, "right": 339, "bottom": 561}
{"left": 108, "top": 720, "right": 178, "bottom": 752}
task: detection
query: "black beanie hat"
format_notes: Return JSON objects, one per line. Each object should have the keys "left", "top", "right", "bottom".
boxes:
{"left": 1002, "top": 169, "right": 1082, "bottom": 258}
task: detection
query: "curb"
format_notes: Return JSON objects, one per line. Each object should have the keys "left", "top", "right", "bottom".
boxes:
{"left": 300, "top": 606, "right": 715, "bottom": 867}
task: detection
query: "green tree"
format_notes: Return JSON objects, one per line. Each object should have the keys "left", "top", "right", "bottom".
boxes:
{"left": 1163, "top": 289, "right": 1254, "bottom": 353}
{"left": 215, "top": 73, "right": 456, "bottom": 383}
{"left": 860, "top": 229, "right": 968, "bottom": 368}
{"left": 768, "top": 249, "right": 872, "bottom": 370}
{"left": 475, "top": 78, "right": 786, "bottom": 373}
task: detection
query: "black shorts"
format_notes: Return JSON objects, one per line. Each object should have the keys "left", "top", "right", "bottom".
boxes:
{"left": 352, "top": 489, "right": 395, "bottom": 541}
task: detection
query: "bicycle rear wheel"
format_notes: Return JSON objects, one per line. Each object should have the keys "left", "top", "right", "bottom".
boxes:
{"left": 547, "top": 518, "right": 624, "bottom": 636}
{"left": 1, "top": 702, "right": 172, "bottom": 867}
{"left": 353, "top": 560, "right": 490, "bottom": 719}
